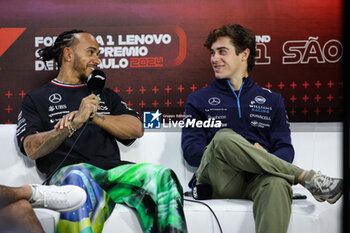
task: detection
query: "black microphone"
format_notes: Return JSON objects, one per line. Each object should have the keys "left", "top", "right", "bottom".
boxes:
{"left": 192, "top": 183, "right": 213, "bottom": 200}
{"left": 87, "top": 69, "right": 106, "bottom": 95}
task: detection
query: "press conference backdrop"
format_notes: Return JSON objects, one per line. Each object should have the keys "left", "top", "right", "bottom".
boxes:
{"left": 0, "top": 0, "right": 343, "bottom": 124}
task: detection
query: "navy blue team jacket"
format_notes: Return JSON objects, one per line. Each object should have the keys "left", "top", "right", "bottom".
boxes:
{"left": 181, "top": 77, "right": 294, "bottom": 169}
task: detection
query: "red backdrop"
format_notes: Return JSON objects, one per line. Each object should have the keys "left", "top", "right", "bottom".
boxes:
{"left": 0, "top": 0, "right": 343, "bottom": 124}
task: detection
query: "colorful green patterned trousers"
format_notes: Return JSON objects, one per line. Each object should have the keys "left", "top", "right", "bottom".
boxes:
{"left": 50, "top": 163, "right": 187, "bottom": 233}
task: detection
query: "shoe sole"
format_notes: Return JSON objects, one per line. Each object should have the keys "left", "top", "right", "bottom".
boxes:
{"left": 313, "top": 192, "right": 343, "bottom": 204}
{"left": 313, "top": 195, "right": 326, "bottom": 202}
{"left": 327, "top": 190, "right": 343, "bottom": 204}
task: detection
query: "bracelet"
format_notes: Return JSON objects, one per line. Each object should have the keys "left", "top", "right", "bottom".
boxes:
{"left": 68, "top": 121, "right": 77, "bottom": 135}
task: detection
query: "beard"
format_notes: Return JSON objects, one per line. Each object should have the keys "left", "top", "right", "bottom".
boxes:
{"left": 73, "top": 56, "right": 89, "bottom": 83}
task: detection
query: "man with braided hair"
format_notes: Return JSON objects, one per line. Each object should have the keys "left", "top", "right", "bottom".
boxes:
{"left": 16, "top": 30, "right": 187, "bottom": 233}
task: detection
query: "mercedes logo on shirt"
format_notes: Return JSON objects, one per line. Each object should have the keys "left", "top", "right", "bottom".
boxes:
{"left": 208, "top": 97, "right": 221, "bottom": 106}
{"left": 49, "top": 93, "right": 62, "bottom": 104}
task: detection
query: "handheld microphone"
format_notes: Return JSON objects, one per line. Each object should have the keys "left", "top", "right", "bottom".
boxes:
{"left": 87, "top": 69, "right": 106, "bottom": 95}
{"left": 87, "top": 69, "right": 106, "bottom": 119}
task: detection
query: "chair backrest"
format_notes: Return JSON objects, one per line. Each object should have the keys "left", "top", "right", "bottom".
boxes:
{"left": 0, "top": 124, "right": 44, "bottom": 186}
{"left": 0, "top": 123, "right": 342, "bottom": 189}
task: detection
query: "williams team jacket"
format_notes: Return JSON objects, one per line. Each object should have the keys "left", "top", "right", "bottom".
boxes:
{"left": 181, "top": 77, "right": 294, "bottom": 168}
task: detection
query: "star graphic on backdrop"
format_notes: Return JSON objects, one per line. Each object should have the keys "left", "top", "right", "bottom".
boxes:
{"left": 151, "top": 109, "right": 161, "bottom": 122}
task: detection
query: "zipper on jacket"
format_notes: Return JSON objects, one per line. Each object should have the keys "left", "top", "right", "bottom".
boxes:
{"left": 226, "top": 79, "right": 245, "bottom": 119}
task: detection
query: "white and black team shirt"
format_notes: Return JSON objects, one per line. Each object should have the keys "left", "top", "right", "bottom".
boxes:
{"left": 16, "top": 79, "right": 139, "bottom": 176}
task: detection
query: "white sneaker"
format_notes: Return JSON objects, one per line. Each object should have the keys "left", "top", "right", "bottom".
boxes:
{"left": 29, "top": 184, "right": 87, "bottom": 212}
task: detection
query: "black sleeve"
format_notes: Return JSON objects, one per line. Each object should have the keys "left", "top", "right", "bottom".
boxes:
{"left": 16, "top": 94, "right": 45, "bottom": 155}
{"left": 106, "top": 88, "right": 140, "bottom": 146}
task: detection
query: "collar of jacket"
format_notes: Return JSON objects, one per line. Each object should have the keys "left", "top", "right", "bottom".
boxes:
{"left": 212, "top": 76, "right": 254, "bottom": 92}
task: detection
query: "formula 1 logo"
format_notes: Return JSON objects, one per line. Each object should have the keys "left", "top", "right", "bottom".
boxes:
{"left": 0, "top": 28, "right": 26, "bottom": 57}
{"left": 282, "top": 37, "right": 343, "bottom": 64}
{"left": 143, "top": 110, "right": 161, "bottom": 129}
